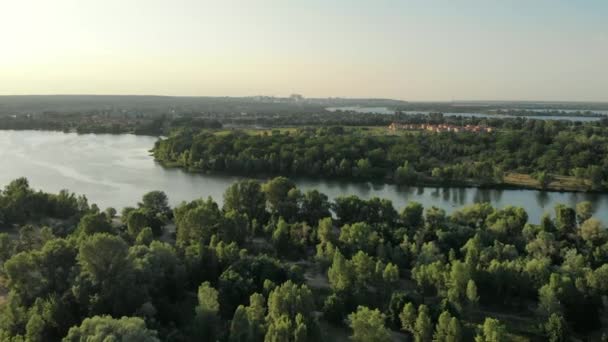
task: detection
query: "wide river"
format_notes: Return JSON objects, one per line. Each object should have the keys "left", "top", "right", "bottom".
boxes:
{"left": 1, "top": 130, "right": 607, "bottom": 224}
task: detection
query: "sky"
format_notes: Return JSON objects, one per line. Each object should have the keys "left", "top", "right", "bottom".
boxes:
{"left": 0, "top": 0, "right": 607, "bottom": 101}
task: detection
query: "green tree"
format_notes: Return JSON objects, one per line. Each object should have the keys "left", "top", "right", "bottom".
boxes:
{"left": 401, "top": 202, "right": 424, "bottom": 228}
{"left": 139, "top": 190, "right": 171, "bottom": 219}
{"left": 328, "top": 250, "right": 353, "bottom": 292}
{"left": 433, "top": 311, "right": 453, "bottom": 342}
{"left": 474, "top": 318, "right": 506, "bottom": 342}
{"left": 575, "top": 201, "right": 593, "bottom": 223}
{"left": 193, "top": 282, "right": 220, "bottom": 341}
{"left": 63, "top": 316, "right": 159, "bottom": 342}
{"left": 466, "top": 280, "right": 479, "bottom": 306}
{"left": 223, "top": 180, "right": 267, "bottom": 223}
{"left": 414, "top": 304, "right": 432, "bottom": 342}
{"left": 230, "top": 305, "right": 249, "bottom": 342}
{"left": 447, "top": 317, "right": 462, "bottom": 342}
{"left": 399, "top": 302, "right": 417, "bottom": 334}
{"left": 262, "top": 177, "right": 298, "bottom": 219}
{"left": 77, "top": 213, "right": 113, "bottom": 237}
{"left": 544, "top": 313, "right": 567, "bottom": 342}
{"left": 348, "top": 306, "right": 391, "bottom": 342}
{"left": 579, "top": 218, "right": 606, "bottom": 244}
{"left": 554, "top": 205, "right": 576, "bottom": 236}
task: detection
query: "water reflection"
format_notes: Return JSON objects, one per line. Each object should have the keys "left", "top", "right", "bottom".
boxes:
{"left": 1, "top": 130, "right": 607, "bottom": 225}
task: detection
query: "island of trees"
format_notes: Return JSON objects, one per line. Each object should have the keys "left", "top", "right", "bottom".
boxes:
{"left": 153, "top": 121, "right": 608, "bottom": 192}
{"left": 0, "top": 177, "right": 607, "bottom": 341}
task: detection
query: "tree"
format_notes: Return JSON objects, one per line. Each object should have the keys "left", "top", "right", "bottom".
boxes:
{"left": 230, "top": 305, "right": 249, "bottom": 342}
{"left": 348, "top": 306, "right": 391, "bottom": 342}
{"left": 323, "top": 293, "right": 347, "bottom": 324}
{"left": 63, "top": 316, "right": 159, "bottom": 342}
{"left": 78, "top": 233, "right": 129, "bottom": 285}
{"left": 272, "top": 218, "right": 291, "bottom": 257}
{"left": 317, "top": 217, "right": 336, "bottom": 244}
{"left": 77, "top": 213, "right": 113, "bottom": 237}
{"left": 414, "top": 305, "right": 432, "bottom": 342}
{"left": 328, "top": 250, "right": 353, "bottom": 292}
{"left": 105, "top": 207, "right": 117, "bottom": 219}
{"left": 265, "top": 315, "right": 292, "bottom": 342}
{"left": 223, "top": 180, "right": 267, "bottom": 223}
{"left": 127, "top": 209, "right": 151, "bottom": 238}
{"left": 447, "top": 260, "right": 471, "bottom": 306}
{"left": 534, "top": 171, "right": 552, "bottom": 189}
{"left": 544, "top": 313, "right": 567, "bottom": 342}
{"left": 395, "top": 161, "right": 417, "bottom": 184}
{"left": 466, "top": 280, "right": 479, "bottom": 306}
{"left": 193, "top": 282, "right": 220, "bottom": 341}
{"left": 447, "top": 317, "right": 462, "bottom": 342}
{"left": 350, "top": 251, "right": 376, "bottom": 288}
{"left": 401, "top": 202, "right": 424, "bottom": 228}
{"left": 339, "top": 222, "right": 379, "bottom": 255}
{"left": 139, "top": 190, "right": 171, "bottom": 219}
{"left": 474, "top": 318, "right": 506, "bottom": 342}
{"left": 265, "top": 281, "right": 316, "bottom": 341}
{"left": 579, "top": 218, "right": 605, "bottom": 244}
{"left": 382, "top": 263, "right": 400, "bottom": 289}
{"left": 434, "top": 311, "right": 461, "bottom": 342}
{"left": 77, "top": 233, "right": 137, "bottom": 315}
{"left": 400, "top": 302, "right": 417, "bottom": 334}
{"left": 575, "top": 201, "right": 593, "bottom": 223}
{"left": 135, "top": 227, "right": 154, "bottom": 246}
{"left": 246, "top": 293, "right": 267, "bottom": 342}
{"left": 262, "top": 177, "right": 298, "bottom": 219}
{"left": 299, "top": 190, "right": 331, "bottom": 226}
{"left": 0, "top": 232, "right": 14, "bottom": 268}
{"left": 174, "top": 197, "right": 222, "bottom": 247}
{"left": 554, "top": 205, "right": 576, "bottom": 236}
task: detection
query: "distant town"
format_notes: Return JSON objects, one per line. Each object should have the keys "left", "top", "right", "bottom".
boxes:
{"left": 388, "top": 122, "right": 494, "bottom": 133}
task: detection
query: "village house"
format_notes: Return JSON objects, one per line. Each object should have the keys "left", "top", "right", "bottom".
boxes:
{"left": 388, "top": 122, "right": 493, "bottom": 133}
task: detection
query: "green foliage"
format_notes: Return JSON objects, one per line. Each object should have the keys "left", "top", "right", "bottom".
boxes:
{"left": 474, "top": 318, "right": 506, "bottom": 342}
{"left": 348, "top": 306, "right": 391, "bottom": 342}
{"left": 400, "top": 302, "right": 417, "bottom": 334}
{"left": 414, "top": 304, "right": 433, "bottom": 342}
{"left": 224, "top": 180, "right": 267, "bottom": 223}
{"left": 63, "top": 316, "right": 159, "bottom": 342}
{"left": 544, "top": 313, "right": 567, "bottom": 342}
{"left": 153, "top": 126, "right": 608, "bottom": 190}
{"left": 193, "top": 282, "right": 220, "bottom": 340}
{"left": 434, "top": 311, "right": 462, "bottom": 342}
{"left": 1, "top": 177, "right": 607, "bottom": 341}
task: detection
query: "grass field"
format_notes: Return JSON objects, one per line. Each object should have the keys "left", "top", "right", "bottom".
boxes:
{"left": 504, "top": 172, "right": 589, "bottom": 192}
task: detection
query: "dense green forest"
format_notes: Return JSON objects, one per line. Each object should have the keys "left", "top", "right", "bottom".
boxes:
{"left": 153, "top": 122, "right": 608, "bottom": 192}
{"left": 0, "top": 177, "right": 607, "bottom": 341}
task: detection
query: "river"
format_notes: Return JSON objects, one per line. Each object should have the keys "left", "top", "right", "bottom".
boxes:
{"left": 0, "top": 130, "right": 606, "bottom": 224}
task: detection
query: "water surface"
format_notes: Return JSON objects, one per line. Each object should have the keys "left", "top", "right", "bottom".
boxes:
{"left": 0, "top": 130, "right": 606, "bottom": 224}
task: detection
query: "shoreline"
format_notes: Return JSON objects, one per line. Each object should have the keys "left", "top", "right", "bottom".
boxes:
{"left": 154, "top": 160, "right": 601, "bottom": 195}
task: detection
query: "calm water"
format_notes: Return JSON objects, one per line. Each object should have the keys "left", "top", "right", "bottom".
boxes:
{"left": 0, "top": 130, "right": 607, "bottom": 224}
{"left": 327, "top": 106, "right": 604, "bottom": 122}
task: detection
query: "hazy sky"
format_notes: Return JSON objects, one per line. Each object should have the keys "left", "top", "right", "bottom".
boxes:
{"left": 1, "top": 0, "right": 607, "bottom": 101}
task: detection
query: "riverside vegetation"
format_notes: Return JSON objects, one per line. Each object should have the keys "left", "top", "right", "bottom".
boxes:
{"left": 153, "top": 121, "right": 608, "bottom": 192}
{"left": 0, "top": 177, "right": 607, "bottom": 341}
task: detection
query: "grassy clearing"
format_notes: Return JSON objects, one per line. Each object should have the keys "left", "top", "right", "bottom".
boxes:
{"left": 213, "top": 127, "right": 299, "bottom": 136}
{"left": 504, "top": 172, "right": 589, "bottom": 192}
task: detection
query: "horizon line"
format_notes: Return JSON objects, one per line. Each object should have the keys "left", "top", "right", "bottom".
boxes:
{"left": 1, "top": 93, "right": 607, "bottom": 104}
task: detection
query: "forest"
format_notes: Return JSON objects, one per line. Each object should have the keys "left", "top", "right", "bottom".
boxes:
{"left": 153, "top": 121, "right": 608, "bottom": 192}
{"left": 0, "top": 177, "right": 606, "bottom": 341}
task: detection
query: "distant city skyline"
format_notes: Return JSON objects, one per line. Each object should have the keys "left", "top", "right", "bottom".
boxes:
{"left": 1, "top": 0, "right": 607, "bottom": 101}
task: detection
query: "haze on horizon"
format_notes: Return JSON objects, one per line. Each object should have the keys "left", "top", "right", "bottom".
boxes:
{"left": 1, "top": 0, "right": 607, "bottom": 102}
